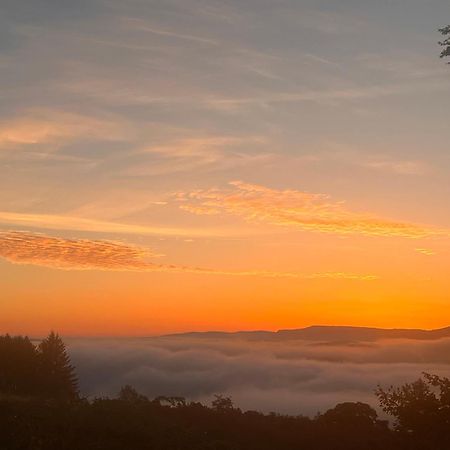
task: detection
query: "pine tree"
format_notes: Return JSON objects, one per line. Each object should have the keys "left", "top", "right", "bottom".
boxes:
{"left": 38, "top": 331, "right": 79, "bottom": 400}
{"left": 0, "top": 334, "right": 38, "bottom": 396}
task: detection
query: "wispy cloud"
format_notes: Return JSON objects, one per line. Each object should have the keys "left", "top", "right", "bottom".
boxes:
{"left": 0, "top": 230, "right": 376, "bottom": 281}
{"left": 0, "top": 110, "right": 130, "bottom": 152}
{"left": 293, "top": 146, "right": 431, "bottom": 176}
{"left": 0, "top": 211, "right": 234, "bottom": 238}
{"left": 59, "top": 71, "right": 450, "bottom": 111}
{"left": 124, "top": 136, "right": 271, "bottom": 176}
{"left": 124, "top": 18, "right": 219, "bottom": 46}
{"left": 175, "top": 181, "right": 448, "bottom": 238}
{"left": 359, "top": 159, "right": 429, "bottom": 175}
{"left": 415, "top": 248, "right": 436, "bottom": 256}
{"left": 292, "top": 149, "right": 430, "bottom": 176}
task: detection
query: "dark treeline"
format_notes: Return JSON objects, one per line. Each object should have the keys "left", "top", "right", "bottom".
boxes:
{"left": 1, "top": 334, "right": 450, "bottom": 450}
{"left": 0, "top": 332, "right": 78, "bottom": 400}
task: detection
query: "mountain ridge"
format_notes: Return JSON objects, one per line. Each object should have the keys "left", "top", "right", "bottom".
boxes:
{"left": 163, "top": 325, "right": 450, "bottom": 342}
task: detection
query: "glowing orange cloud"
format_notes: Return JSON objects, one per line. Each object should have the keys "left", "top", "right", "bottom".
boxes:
{"left": 0, "top": 230, "right": 376, "bottom": 280}
{"left": 176, "top": 181, "right": 448, "bottom": 238}
{"left": 0, "top": 231, "right": 156, "bottom": 271}
{"left": 415, "top": 248, "right": 436, "bottom": 256}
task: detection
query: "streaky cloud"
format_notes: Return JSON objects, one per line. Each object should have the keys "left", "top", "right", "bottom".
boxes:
{"left": 0, "top": 211, "right": 237, "bottom": 238}
{"left": 0, "top": 110, "right": 130, "bottom": 151}
{"left": 0, "top": 230, "right": 376, "bottom": 281}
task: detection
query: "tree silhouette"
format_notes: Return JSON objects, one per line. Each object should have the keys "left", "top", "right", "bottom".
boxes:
{"left": 439, "top": 25, "right": 450, "bottom": 62}
{"left": 154, "top": 395, "right": 187, "bottom": 407}
{"left": 212, "top": 394, "right": 234, "bottom": 412}
{"left": 118, "top": 385, "right": 148, "bottom": 403}
{"left": 38, "top": 331, "right": 79, "bottom": 400}
{"left": 0, "top": 335, "right": 38, "bottom": 396}
{"left": 376, "top": 373, "right": 450, "bottom": 450}
{"left": 318, "top": 402, "right": 379, "bottom": 428}
{"left": 316, "top": 402, "right": 391, "bottom": 450}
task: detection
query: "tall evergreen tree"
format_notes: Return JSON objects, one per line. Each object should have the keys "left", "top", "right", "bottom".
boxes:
{"left": 38, "top": 331, "right": 79, "bottom": 400}
{"left": 0, "top": 335, "right": 38, "bottom": 396}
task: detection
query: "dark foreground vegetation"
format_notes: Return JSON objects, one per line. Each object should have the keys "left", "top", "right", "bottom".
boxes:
{"left": 1, "top": 333, "right": 450, "bottom": 450}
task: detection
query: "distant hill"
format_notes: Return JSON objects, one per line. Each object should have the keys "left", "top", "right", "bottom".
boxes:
{"left": 164, "top": 325, "right": 450, "bottom": 343}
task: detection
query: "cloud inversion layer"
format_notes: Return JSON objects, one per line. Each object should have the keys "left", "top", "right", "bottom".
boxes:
{"left": 69, "top": 335, "right": 450, "bottom": 416}
{"left": 176, "top": 181, "right": 447, "bottom": 238}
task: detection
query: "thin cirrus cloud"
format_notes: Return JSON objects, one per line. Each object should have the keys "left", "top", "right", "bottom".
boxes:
{"left": 124, "top": 136, "right": 271, "bottom": 176}
{"left": 124, "top": 18, "right": 219, "bottom": 46}
{"left": 415, "top": 248, "right": 436, "bottom": 256}
{"left": 0, "top": 210, "right": 241, "bottom": 238}
{"left": 319, "top": 148, "right": 431, "bottom": 176}
{"left": 0, "top": 110, "right": 131, "bottom": 151}
{"left": 202, "top": 78, "right": 450, "bottom": 111}
{"left": 0, "top": 230, "right": 376, "bottom": 281}
{"left": 360, "top": 159, "right": 429, "bottom": 175}
{"left": 176, "top": 181, "right": 448, "bottom": 239}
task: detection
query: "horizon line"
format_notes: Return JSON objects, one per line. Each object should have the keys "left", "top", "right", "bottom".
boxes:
{"left": 21, "top": 323, "right": 450, "bottom": 340}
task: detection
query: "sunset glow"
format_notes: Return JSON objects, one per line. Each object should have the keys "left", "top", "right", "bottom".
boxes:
{"left": 1, "top": 0, "right": 449, "bottom": 337}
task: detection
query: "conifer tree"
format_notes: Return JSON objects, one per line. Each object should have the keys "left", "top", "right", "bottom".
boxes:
{"left": 38, "top": 331, "right": 79, "bottom": 400}
{"left": 0, "top": 335, "right": 38, "bottom": 395}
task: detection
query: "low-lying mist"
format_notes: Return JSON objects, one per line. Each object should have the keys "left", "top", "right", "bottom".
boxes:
{"left": 68, "top": 334, "right": 450, "bottom": 416}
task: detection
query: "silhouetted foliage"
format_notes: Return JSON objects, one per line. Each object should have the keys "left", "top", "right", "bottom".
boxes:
{"left": 0, "top": 335, "right": 38, "bottom": 396}
{"left": 0, "top": 332, "right": 78, "bottom": 400}
{"left": 0, "top": 394, "right": 397, "bottom": 450}
{"left": 38, "top": 331, "right": 79, "bottom": 400}
{"left": 376, "top": 373, "right": 450, "bottom": 450}
{"left": 119, "top": 385, "right": 149, "bottom": 403}
{"left": 1, "top": 333, "right": 449, "bottom": 449}
{"left": 316, "top": 402, "right": 392, "bottom": 450}
{"left": 439, "top": 25, "right": 450, "bottom": 62}
{"left": 318, "top": 401, "right": 379, "bottom": 427}
{"left": 154, "top": 395, "right": 187, "bottom": 408}
{"left": 212, "top": 394, "right": 235, "bottom": 412}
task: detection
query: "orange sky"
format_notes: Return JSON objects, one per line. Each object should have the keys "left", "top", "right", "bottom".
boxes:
{"left": 1, "top": 0, "right": 449, "bottom": 336}
{"left": 1, "top": 223, "right": 449, "bottom": 335}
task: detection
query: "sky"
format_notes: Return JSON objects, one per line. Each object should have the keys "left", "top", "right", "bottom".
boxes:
{"left": 1, "top": 0, "right": 449, "bottom": 336}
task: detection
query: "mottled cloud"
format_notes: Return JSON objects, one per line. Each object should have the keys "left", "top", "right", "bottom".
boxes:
{"left": 0, "top": 231, "right": 157, "bottom": 271}
{"left": 69, "top": 335, "right": 450, "bottom": 416}
{"left": 176, "top": 181, "right": 448, "bottom": 238}
{"left": 0, "top": 230, "right": 376, "bottom": 280}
